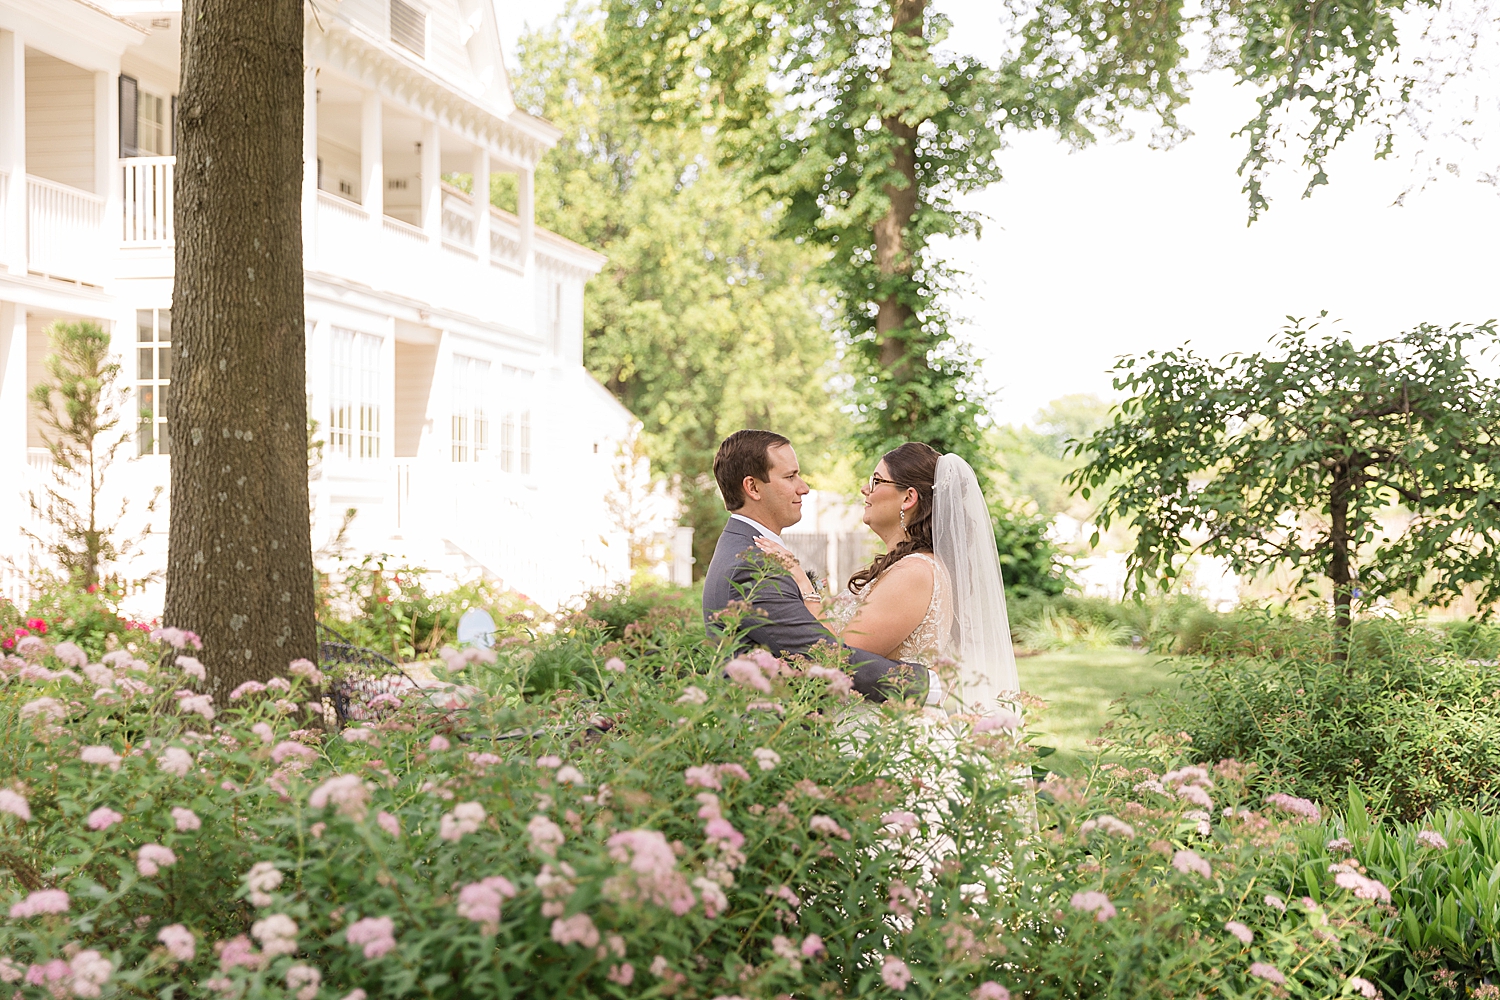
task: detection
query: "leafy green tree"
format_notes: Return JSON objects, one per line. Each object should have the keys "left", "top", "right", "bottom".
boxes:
{"left": 1070, "top": 318, "right": 1500, "bottom": 653}
{"left": 512, "top": 14, "right": 849, "bottom": 572}
{"left": 27, "top": 320, "right": 157, "bottom": 589}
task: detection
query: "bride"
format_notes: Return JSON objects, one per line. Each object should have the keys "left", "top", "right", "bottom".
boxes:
{"left": 754, "top": 442, "right": 1020, "bottom": 719}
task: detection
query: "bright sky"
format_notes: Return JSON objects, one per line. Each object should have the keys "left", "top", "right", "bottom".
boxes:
{"left": 497, "top": 0, "right": 1500, "bottom": 427}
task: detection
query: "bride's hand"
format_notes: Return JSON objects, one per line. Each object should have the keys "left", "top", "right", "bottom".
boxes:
{"left": 752, "top": 535, "right": 802, "bottom": 574}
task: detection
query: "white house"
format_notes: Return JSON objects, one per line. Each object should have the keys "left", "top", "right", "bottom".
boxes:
{"left": 0, "top": 0, "right": 638, "bottom": 612}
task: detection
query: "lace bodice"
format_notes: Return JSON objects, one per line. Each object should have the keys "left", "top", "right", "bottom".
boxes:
{"left": 826, "top": 552, "right": 953, "bottom": 665}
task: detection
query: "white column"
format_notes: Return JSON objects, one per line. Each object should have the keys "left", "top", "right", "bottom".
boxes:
{"left": 302, "top": 63, "right": 318, "bottom": 263}
{"left": 518, "top": 167, "right": 534, "bottom": 272}
{"left": 360, "top": 89, "right": 382, "bottom": 234}
{"left": 0, "top": 32, "right": 25, "bottom": 274}
{"left": 0, "top": 303, "right": 26, "bottom": 515}
{"left": 420, "top": 120, "right": 440, "bottom": 244}
{"left": 471, "top": 144, "right": 488, "bottom": 260}
{"left": 94, "top": 70, "right": 117, "bottom": 257}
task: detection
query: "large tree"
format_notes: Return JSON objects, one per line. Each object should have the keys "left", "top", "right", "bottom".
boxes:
{"left": 1070, "top": 319, "right": 1500, "bottom": 652}
{"left": 513, "top": 16, "right": 850, "bottom": 571}
{"left": 596, "top": 0, "right": 1449, "bottom": 463}
{"left": 166, "top": 0, "right": 315, "bottom": 690}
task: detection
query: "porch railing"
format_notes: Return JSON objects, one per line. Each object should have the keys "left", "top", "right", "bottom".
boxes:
{"left": 121, "top": 156, "right": 175, "bottom": 245}
{"left": 27, "top": 175, "right": 104, "bottom": 281}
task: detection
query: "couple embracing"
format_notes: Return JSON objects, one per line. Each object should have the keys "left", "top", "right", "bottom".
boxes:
{"left": 702, "top": 429, "right": 1018, "bottom": 722}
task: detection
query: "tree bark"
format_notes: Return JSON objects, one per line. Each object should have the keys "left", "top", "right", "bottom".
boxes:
{"left": 166, "top": 0, "right": 315, "bottom": 693}
{"left": 873, "top": 0, "right": 926, "bottom": 380}
{"left": 1328, "top": 460, "right": 1353, "bottom": 663}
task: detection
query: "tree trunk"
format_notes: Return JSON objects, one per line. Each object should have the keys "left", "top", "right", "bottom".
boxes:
{"left": 873, "top": 0, "right": 926, "bottom": 381}
{"left": 1328, "top": 461, "right": 1353, "bottom": 664}
{"left": 166, "top": 0, "right": 316, "bottom": 694}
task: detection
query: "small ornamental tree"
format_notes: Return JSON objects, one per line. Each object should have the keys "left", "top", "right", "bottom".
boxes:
{"left": 1069, "top": 317, "right": 1500, "bottom": 652}
{"left": 27, "top": 320, "right": 158, "bottom": 589}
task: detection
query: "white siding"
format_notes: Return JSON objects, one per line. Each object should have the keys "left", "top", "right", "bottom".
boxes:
{"left": 25, "top": 314, "right": 49, "bottom": 449}
{"left": 25, "top": 50, "right": 94, "bottom": 192}
{"left": 393, "top": 339, "right": 437, "bottom": 457}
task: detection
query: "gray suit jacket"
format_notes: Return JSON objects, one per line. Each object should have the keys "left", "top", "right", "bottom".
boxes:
{"left": 701, "top": 516, "right": 928, "bottom": 704}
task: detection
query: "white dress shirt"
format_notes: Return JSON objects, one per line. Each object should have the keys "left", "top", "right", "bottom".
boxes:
{"left": 730, "top": 513, "right": 784, "bottom": 546}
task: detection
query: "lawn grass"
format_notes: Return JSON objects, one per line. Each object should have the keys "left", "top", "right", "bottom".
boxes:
{"left": 1016, "top": 648, "right": 1182, "bottom": 774}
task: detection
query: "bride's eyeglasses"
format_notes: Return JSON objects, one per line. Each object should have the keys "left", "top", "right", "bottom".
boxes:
{"left": 864, "top": 473, "right": 904, "bottom": 494}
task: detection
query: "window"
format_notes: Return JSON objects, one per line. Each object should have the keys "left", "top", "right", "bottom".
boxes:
{"left": 499, "top": 366, "right": 533, "bottom": 474}
{"left": 136, "top": 308, "right": 172, "bottom": 456}
{"left": 450, "top": 354, "right": 491, "bottom": 462}
{"left": 329, "top": 327, "right": 382, "bottom": 460}
{"left": 138, "top": 90, "right": 168, "bottom": 155}
{"left": 390, "top": 0, "right": 426, "bottom": 58}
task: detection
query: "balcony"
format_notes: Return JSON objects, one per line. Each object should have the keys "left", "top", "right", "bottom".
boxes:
{"left": 28, "top": 174, "right": 105, "bottom": 284}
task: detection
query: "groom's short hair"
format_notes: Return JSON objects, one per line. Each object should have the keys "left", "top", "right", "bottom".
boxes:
{"left": 714, "top": 429, "right": 791, "bottom": 511}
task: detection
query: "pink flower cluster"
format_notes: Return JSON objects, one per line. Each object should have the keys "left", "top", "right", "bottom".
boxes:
{"left": 809, "top": 815, "right": 851, "bottom": 840}
{"left": 1079, "top": 814, "right": 1135, "bottom": 838}
{"left": 1224, "top": 920, "right": 1253, "bottom": 945}
{"left": 550, "top": 912, "right": 600, "bottom": 948}
{"left": 805, "top": 665, "right": 853, "bottom": 696}
{"left": 1334, "top": 869, "right": 1392, "bottom": 903}
{"left": 456, "top": 876, "right": 518, "bottom": 933}
{"left": 1247, "top": 962, "right": 1286, "bottom": 985}
{"left": 881, "top": 955, "right": 912, "bottom": 990}
{"left": 0, "top": 789, "right": 31, "bottom": 822}
{"left": 1265, "top": 793, "right": 1321, "bottom": 822}
{"left": 1417, "top": 830, "right": 1449, "bottom": 850}
{"left": 136, "top": 843, "right": 177, "bottom": 877}
{"left": 172, "top": 807, "right": 201, "bottom": 832}
{"left": 175, "top": 689, "right": 215, "bottom": 721}
{"left": 724, "top": 657, "right": 772, "bottom": 693}
{"left": 8, "top": 889, "right": 69, "bottom": 918}
{"left": 80, "top": 745, "right": 122, "bottom": 771}
{"left": 973, "top": 984, "right": 1011, "bottom": 1000}
{"left": 245, "top": 862, "right": 284, "bottom": 906}
{"left": 158, "top": 924, "right": 196, "bottom": 961}
{"left": 1171, "top": 849, "right": 1212, "bottom": 879}
{"left": 288, "top": 658, "right": 325, "bottom": 684}
{"left": 87, "top": 807, "right": 124, "bottom": 831}
{"left": 309, "top": 774, "right": 371, "bottom": 821}
{"left": 251, "top": 913, "right": 299, "bottom": 956}
{"left": 605, "top": 828, "right": 695, "bottom": 915}
{"left": 883, "top": 810, "right": 919, "bottom": 837}
{"left": 345, "top": 916, "right": 397, "bottom": 959}
{"left": 157, "top": 746, "right": 194, "bottom": 777}
{"left": 150, "top": 626, "right": 202, "bottom": 650}
{"left": 23, "top": 950, "right": 112, "bottom": 998}
{"left": 1069, "top": 890, "right": 1117, "bottom": 921}
{"left": 527, "top": 813, "right": 564, "bottom": 855}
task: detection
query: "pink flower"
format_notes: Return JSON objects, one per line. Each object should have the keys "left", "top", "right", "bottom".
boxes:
{"left": 605, "top": 828, "right": 696, "bottom": 914}
{"left": 87, "top": 806, "right": 124, "bottom": 831}
{"left": 1069, "top": 890, "right": 1117, "bottom": 921}
{"left": 428, "top": 734, "right": 451, "bottom": 752}
{"left": 555, "top": 765, "right": 588, "bottom": 786}
{"left": 1349, "top": 976, "right": 1378, "bottom": 998}
{"left": 800, "top": 934, "right": 825, "bottom": 958}
{"left": 80, "top": 746, "right": 121, "bottom": 773}
{"left": 881, "top": 955, "right": 912, "bottom": 990}
{"left": 717, "top": 763, "right": 751, "bottom": 782}
{"left": 272, "top": 741, "right": 317, "bottom": 764}
{"left": 604, "top": 657, "right": 626, "bottom": 673}
{"left": 806, "top": 664, "right": 854, "bottom": 696}
{"left": 176, "top": 692, "right": 215, "bottom": 720}
{"left": 342, "top": 991, "right": 367, "bottom": 1000}
{"left": 151, "top": 626, "right": 200, "bottom": 650}
{"left": 172, "top": 807, "right": 201, "bottom": 832}
{"left": 345, "top": 916, "right": 397, "bottom": 960}
{"left": 377, "top": 811, "right": 400, "bottom": 837}
{"left": 343, "top": 727, "right": 375, "bottom": 744}
{"left": 809, "top": 815, "right": 851, "bottom": 840}
{"left": 753, "top": 747, "right": 781, "bottom": 771}
{"left": 245, "top": 861, "right": 284, "bottom": 906}
{"left": 536, "top": 754, "right": 563, "bottom": 768}
{"left": 288, "top": 658, "right": 325, "bottom": 684}
{"left": 309, "top": 774, "right": 371, "bottom": 821}
{"left": 973, "top": 710, "right": 1023, "bottom": 732}
{"left": 607, "top": 963, "right": 634, "bottom": 985}
{"left": 1176, "top": 784, "right": 1213, "bottom": 809}
{"left": 684, "top": 765, "right": 721, "bottom": 790}
{"left": 68, "top": 949, "right": 112, "bottom": 997}
{"left": 1265, "top": 793, "right": 1321, "bottom": 822}
{"left": 8, "top": 889, "right": 68, "bottom": 918}
{"left": 704, "top": 817, "right": 746, "bottom": 850}
{"left": 1224, "top": 920, "right": 1253, "bottom": 945}
{"left": 695, "top": 876, "right": 729, "bottom": 917}
{"left": 251, "top": 913, "right": 299, "bottom": 956}
{"left": 1326, "top": 837, "right": 1353, "bottom": 853}
{"left": 1079, "top": 814, "right": 1135, "bottom": 838}
{"left": 550, "top": 913, "right": 600, "bottom": 948}
{"left": 157, "top": 746, "right": 194, "bottom": 777}
{"left": 1417, "top": 830, "right": 1448, "bottom": 849}
{"left": 442, "top": 802, "right": 487, "bottom": 842}
{"left": 1172, "top": 849, "right": 1212, "bottom": 878}
{"left": 20, "top": 697, "right": 66, "bottom": 723}
{"left": 175, "top": 656, "right": 206, "bottom": 681}
{"left": 251, "top": 723, "right": 276, "bottom": 743}
{"left": 973, "top": 984, "right": 1011, "bottom": 1000}
{"left": 136, "top": 843, "right": 177, "bottom": 876}
{"left": 724, "top": 656, "right": 772, "bottom": 693}
{"left": 158, "top": 924, "right": 196, "bottom": 961}
{"left": 216, "top": 935, "right": 262, "bottom": 971}
{"left": 883, "top": 810, "right": 919, "bottom": 836}
{"left": 229, "top": 680, "right": 268, "bottom": 704}
{"left": 1264, "top": 894, "right": 1286, "bottom": 911}
{"left": 53, "top": 641, "right": 87, "bottom": 667}
{"left": 456, "top": 876, "right": 518, "bottom": 931}
{"left": 285, "top": 964, "right": 321, "bottom": 1000}
{"left": 676, "top": 686, "right": 708, "bottom": 704}
{"left": 1335, "top": 870, "right": 1392, "bottom": 903}
{"left": 0, "top": 789, "right": 31, "bottom": 822}
{"left": 1248, "top": 962, "right": 1286, "bottom": 985}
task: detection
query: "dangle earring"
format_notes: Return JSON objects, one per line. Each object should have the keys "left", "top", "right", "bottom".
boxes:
{"left": 899, "top": 508, "right": 906, "bottom": 535}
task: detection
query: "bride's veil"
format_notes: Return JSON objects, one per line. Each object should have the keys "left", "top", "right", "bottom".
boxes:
{"left": 932, "top": 453, "right": 1020, "bottom": 717}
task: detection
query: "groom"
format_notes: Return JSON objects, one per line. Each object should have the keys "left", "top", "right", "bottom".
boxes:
{"left": 701, "top": 429, "right": 932, "bottom": 704}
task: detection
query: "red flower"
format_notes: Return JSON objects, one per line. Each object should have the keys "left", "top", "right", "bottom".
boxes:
{"left": 25, "top": 618, "right": 47, "bottom": 634}
{"left": 1, "top": 638, "right": 12, "bottom": 650}
{"left": 13, "top": 626, "right": 28, "bottom": 638}
{"left": 86, "top": 584, "right": 98, "bottom": 594}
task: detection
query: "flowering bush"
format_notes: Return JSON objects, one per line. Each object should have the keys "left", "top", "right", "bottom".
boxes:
{"left": 0, "top": 622, "right": 1394, "bottom": 998}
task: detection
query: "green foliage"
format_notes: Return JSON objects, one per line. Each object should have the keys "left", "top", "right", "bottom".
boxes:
{"left": 1107, "top": 615, "right": 1500, "bottom": 821}
{"left": 993, "top": 394, "right": 1115, "bottom": 520}
{"left": 1015, "top": 606, "right": 1131, "bottom": 651}
{"left": 1009, "top": 593, "right": 1210, "bottom": 652}
{"left": 512, "top": 12, "right": 847, "bottom": 572}
{"left": 990, "top": 496, "right": 1069, "bottom": 600}
{"left": 318, "top": 556, "right": 538, "bottom": 662}
{"left": 0, "top": 623, "right": 1395, "bottom": 999}
{"left": 1072, "top": 319, "right": 1500, "bottom": 638}
{"left": 27, "top": 320, "right": 156, "bottom": 590}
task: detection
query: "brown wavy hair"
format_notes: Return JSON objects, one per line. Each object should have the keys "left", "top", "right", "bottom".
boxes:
{"left": 847, "top": 442, "right": 941, "bottom": 594}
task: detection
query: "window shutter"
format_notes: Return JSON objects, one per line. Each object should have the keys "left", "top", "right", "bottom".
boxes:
{"left": 170, "top": 95, "right": 177, "bottom": 155}
{"left": 119, "top": 75, "right": 139, "bottom": 157}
